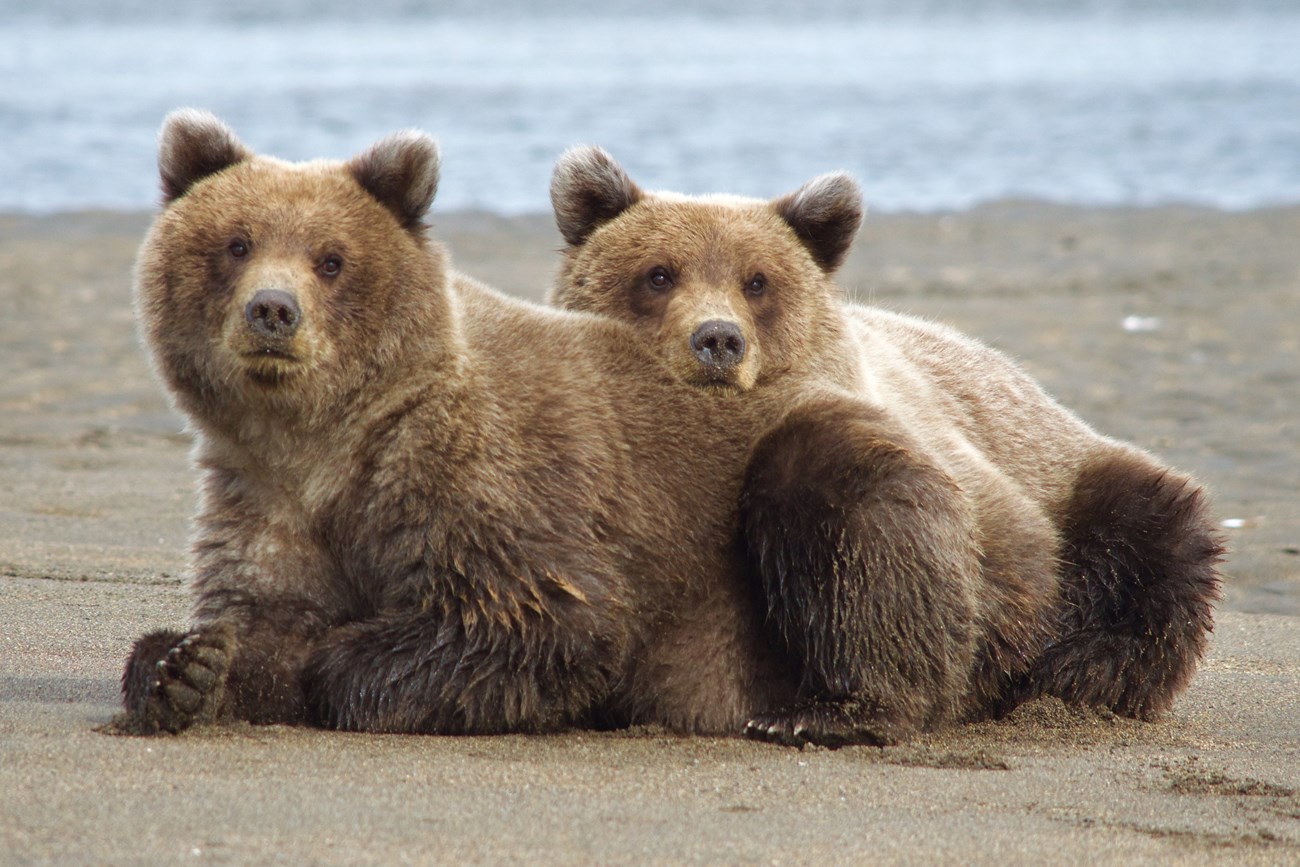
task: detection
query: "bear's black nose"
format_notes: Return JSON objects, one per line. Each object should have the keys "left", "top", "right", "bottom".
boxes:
{"left": 690, "top": 319, "right": 746, "bottom": 370}
{"left": 245, "top": 289, "right": 301, "bottom": 340}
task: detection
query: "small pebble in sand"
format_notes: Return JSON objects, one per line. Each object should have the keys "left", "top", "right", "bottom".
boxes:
{"left": 1121, "top": 315, "right": 1162, "bottom": 332}
{"left": 1219, "top": 517, "right": 1266, "bottom": 530}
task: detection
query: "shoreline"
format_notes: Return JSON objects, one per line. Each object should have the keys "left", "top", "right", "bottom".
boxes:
{"left": 7, "top": 197, "right": 1300, "bottom": 225}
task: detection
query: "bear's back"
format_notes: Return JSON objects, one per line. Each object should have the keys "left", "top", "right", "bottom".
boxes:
{"left": 842, "top": 303, "right": 1111, "bottom": 510}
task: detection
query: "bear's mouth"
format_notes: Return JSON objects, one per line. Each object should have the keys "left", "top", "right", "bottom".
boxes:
{"left": 248, "top": 347, "right": 295, "bottom": 360}
{"left": 687, "top": 367, "right": 748, "bottom": 394}
{"left": 241, "top": 349, "right": 300, "bottom": 386}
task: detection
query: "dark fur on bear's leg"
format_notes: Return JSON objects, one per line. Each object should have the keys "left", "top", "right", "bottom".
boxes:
{"left": 304, "top": 604, "right": 622, "bottom": 735}
{"left": 119, "top": 591, "right": 332, "bottom": 733}
{"left": 740, "top": 398, "right": 980, "bottom": 748}
{"left": 1021, "top": 451, "right": 1223, "bottom": 719}
{"left": 119, "top": 626, "right": 232, "bottom": 734}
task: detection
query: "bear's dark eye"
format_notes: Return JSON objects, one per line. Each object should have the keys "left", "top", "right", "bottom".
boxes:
{"left": 319, "top": 254, "right": 344, "bottom": 278}
{"left": 647, "top": 266, "right": 674, "bottom": 291}
{"left": 228, "top": 238, "right": 250, "bottom": 259}
{"left": 745, "top": 273, "right": 767, "bottom": 297}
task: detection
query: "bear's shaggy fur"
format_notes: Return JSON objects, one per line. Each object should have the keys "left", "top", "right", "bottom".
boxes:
{"left": 550, "top": 147, "right": 1223, "bottom": 746}
{"left": 120, "top": 110, "right": 819, "bottom": 737}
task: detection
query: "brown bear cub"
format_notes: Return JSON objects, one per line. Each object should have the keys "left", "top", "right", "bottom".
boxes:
{"left": 121, "top": 110, "right": 822, "bottom": 737}
{"left": 550, "top": 147, "right": 1224, "bottom": 747}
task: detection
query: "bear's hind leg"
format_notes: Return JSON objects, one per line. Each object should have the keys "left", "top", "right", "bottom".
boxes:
{"left": 1026, "top": 450, "right": 1223, "bottom": 719}
{"left": 740, "top": 399, "right": 981, "bottom": 747}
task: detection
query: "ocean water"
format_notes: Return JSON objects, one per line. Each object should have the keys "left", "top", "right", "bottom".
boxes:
{"left": 3, "top": 0, "right": 1299, "bottom": 214}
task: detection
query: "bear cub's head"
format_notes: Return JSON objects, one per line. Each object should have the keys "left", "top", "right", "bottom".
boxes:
{"left": 135, "top": 109, "right": 445, "bottom": 423}
{"left": 550, "top": 147, "right": 862, "bottom": 393}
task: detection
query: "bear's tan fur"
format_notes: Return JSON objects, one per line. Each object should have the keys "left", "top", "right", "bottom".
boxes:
{"left": 121, "top": 110, "right": 818, "bottom": 736}
{"left": 550, "top": 147, "right": 1223, "bottom": 746}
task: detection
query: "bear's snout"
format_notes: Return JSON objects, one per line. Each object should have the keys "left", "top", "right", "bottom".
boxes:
{"left": 245, "top": 289, "right": 301, "bottom": 342}
{"left": 690, "top": 320, "right": 746, "bottom": 371}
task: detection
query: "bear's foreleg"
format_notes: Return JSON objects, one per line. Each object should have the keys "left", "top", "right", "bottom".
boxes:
{"left": 1023, "top": 449, "right": 1223, "bottom": 718}
{"left": 303, "top": 585, "right": 625, "bottom": 735}
{"left": 119, "top": 592, "right": 333, "bottom": 734}
{"left": 740, "top": 398, "right": 981, "bottom": 747}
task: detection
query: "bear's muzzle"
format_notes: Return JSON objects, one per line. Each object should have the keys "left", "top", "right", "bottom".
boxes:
{"left": 245, "top": 289, "right": 302, "bottom": 345}
{"left": 689, "top": 319, "right": 746, "bottom": 372}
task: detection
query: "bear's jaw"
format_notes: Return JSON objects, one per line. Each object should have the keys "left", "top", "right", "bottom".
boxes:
{"left": 229, "top": 341, "right": 304, "bottom": 387}
{"left": 685, "top": 370, "right": 749, "bottom": 395}
{"left": 242, "top": 356, "right": 299, "bottom": 388}
{"left": 679, "top": 354, "right": 761, "bottom": 394}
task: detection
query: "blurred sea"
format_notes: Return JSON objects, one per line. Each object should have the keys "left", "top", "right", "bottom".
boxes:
{"left": 3, "top": 0, "right": 1298, "bottom": 214}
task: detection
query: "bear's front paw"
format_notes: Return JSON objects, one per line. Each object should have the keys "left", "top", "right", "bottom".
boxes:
{"left": 119, "top": 626, "right": 233, "bottom": 734}
{"left": 744, "top": 698, "right": 910, "bottom": 749}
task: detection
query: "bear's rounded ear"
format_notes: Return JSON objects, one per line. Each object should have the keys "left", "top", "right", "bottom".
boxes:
{"left": 550, "top": 146, "right": 643, "bottom": 247}
{"left": 772, "top": 172, "right": 864, "bottom": 273}
{"left": 348, "top": 131, "right": 441, "bottom": 230}
{"left": 158, "top": 109, "right": 252, "bottom": 203}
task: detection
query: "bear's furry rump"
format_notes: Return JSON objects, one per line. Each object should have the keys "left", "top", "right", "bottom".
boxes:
{"left": 1018, "top": 451, "right": 1224, "bottom": 719}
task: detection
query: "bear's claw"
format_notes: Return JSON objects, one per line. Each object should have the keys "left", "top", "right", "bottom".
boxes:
{"left": 745, "top": 698, "right": 908, "bottom": 749}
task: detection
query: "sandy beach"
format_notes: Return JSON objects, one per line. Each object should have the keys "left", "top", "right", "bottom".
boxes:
{"left": 1, "top": 204, "right": 1298, "bottom": 863}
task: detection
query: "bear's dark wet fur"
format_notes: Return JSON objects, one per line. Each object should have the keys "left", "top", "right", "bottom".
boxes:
{"left": 1013, "top": 452, "right": 1224, "bottom": 719}
{"left": 741, "top": 396, "right": 982, "bottom": 745}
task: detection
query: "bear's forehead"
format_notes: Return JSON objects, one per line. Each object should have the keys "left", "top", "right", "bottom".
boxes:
{"left": 599, "top": 197, "right": 804, "bottom": 260}
{"left": 222, "top": 159, "right": 364, "bottom": 204}
{"left": 177, "top": 160, "right": 384, "bottom": 232}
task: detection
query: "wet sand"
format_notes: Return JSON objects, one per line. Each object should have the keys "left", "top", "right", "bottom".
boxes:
{"left": 1, "top": 204, "right": 1298, "bottom": 862}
